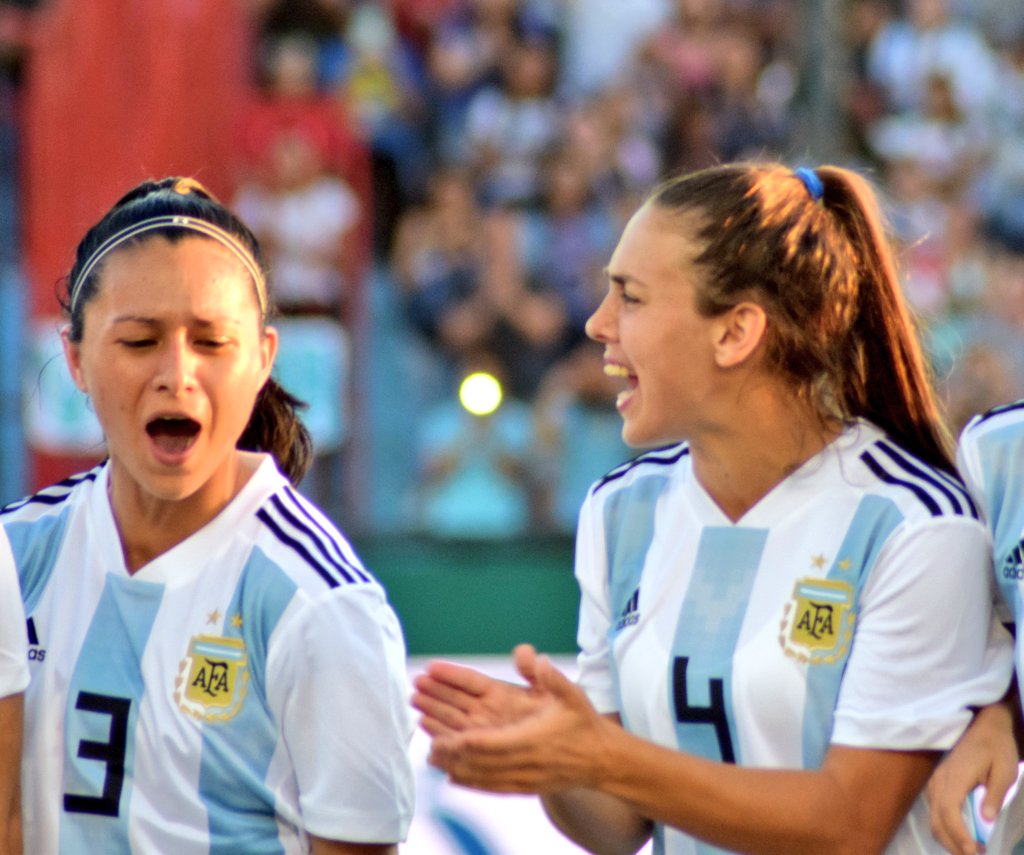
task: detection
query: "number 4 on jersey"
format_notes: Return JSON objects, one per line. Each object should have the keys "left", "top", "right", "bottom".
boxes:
{"left": 672, "top": 656, "right": 736, "bottom": 763}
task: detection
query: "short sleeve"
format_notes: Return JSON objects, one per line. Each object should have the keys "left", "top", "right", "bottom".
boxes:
{"left": 0, "top": 527, "right": 28, "bottom": 698}
{"left": 832, "top": 516, "right": 1013, "bottom": 750}
{"left": 574, "top": 491, "right": 618, "bottom": 714}
{"left": 956, "top": 419, "right": 987, "bottom": 519}
{"left": 267, "top": 583, "right": 414, "bottom": 843}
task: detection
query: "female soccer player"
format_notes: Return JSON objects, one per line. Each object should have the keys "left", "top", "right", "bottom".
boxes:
{"left": 2, "top": 177, "right": 413, "bottom": 853}
{"left": 0, "top": 543, "right": 27, "bottom": 854}
{"left": 926, "top": 400, "right": 1024, "bottom": 855}
{"left": 413, "top": 163, "right": 1013, "bottom": 854}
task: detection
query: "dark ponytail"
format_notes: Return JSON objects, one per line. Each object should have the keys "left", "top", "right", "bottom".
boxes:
{"left": 238, "top": 378, "right": 314, "bottom": 486}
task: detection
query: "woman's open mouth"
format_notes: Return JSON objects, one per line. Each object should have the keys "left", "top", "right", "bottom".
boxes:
{"left": 603, "top": 363, "right": 637, "bottom": 410}
{"left": 146, "top": 416, "right": 201, "bottom": 462}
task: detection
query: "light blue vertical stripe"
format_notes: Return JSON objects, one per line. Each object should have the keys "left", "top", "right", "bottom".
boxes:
{"left": 60, "top": 575, "right": 164, "bottom": 854}
{"left": 603, "top": 475, "right": 668, "bottom": 726}
{"left": 670, "top": 526, "right": 766, "bottom": 855}
{"left": 198, "top": 548, "right": 297, "bottom": 855}
{"left": 978, "top": 426, "right": 1024, "bottom": 616}
{"left": 671, "top": 526, "right": 766, "bottom": 762}
{"left": 801, "top": 496, "right": 904, "bottom": 768}
{"left": 4, "top": 511, "right": 72, "bottom": 613}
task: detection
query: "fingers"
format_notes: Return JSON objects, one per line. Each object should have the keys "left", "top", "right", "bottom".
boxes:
{"left": 428, "top": 731, "right": 554, "bottom": 795}
{"left": 412, "top": 688, "right": 471, "bottom": 734}
{"left": 979, "top": 759, "right": 1018, "bottom": 822}
{"left": 927, "top": 772, "right": 982, "bottom": 855}
{"left": 412, "top": 672, "right": 479, "bottom": 715}
{"left": 513, "top": 644, "right": 539, "bottom": 684}
{"left": 422, "top": 660, "right": 496, "bottom": 697}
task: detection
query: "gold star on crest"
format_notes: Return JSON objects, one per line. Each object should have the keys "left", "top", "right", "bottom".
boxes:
{"left": 838, "top": 558, "right": 852, "bottom": 571}
{"left": 811, "top": 554, "right": 827, "bottom": 569}
{"left": 206, "top": 609, "right": 221, "bottom": 626}
{"left": 231, "top": 613, "right": 243, "bottom": 629}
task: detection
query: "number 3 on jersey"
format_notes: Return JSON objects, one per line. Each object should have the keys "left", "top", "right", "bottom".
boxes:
{"left": 672, "top": 656, "right": 736, "bottom": 763}
{"left": 63, "top": 691, "right": 131, "bottom": 817}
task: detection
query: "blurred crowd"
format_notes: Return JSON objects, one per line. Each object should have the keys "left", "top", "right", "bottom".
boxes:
{"left": 4, "top": 0, "right": 1024, "bottom": 539}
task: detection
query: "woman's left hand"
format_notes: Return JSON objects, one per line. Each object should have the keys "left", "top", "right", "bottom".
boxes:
{"left": 426, "top": 644, "right": 613, "bottom": 795}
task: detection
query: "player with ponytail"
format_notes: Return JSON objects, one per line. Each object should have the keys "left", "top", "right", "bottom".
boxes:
{"left": 414, "top": 162, "right": 1013, "bottom": 854}
{"left": 5, "top": 176, "right": 412, "bottom": 854}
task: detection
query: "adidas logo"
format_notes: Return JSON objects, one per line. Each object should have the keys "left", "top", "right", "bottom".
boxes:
{"left": 1003, "top": 543, "right": 1024, "bottom": 581}
{"left": 615, "top": 587, "right": 640, "bottom": 630}
{"left": 27, "top": 617, "right": 45, "bottom": 662}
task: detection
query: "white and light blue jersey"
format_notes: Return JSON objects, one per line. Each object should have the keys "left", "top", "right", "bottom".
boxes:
{"left": 575, "top": 420, "right": 1012, "bottom": 855}
{"left": 0, "top": 528, "right": 28, "bottom": 698}
{"left": 958, "top": 399, "right": 1024, "bottom": 629}
{"left": 3, "top": 455, "right": 414, "bottom": 854}
{"left": 957, "top": 400, "right": 1024, "bottom": 854}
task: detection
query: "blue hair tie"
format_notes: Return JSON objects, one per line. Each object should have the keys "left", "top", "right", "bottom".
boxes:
{"left": 794, "top": 167, "right": 824, "bottom": 201}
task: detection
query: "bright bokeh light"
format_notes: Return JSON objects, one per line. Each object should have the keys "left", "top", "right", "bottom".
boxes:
{"left": 459, "top": 371, "right": 503, "bottom": 417}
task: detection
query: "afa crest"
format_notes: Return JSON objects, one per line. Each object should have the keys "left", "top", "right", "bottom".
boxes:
{"left": 779, "top": 578, "right": 855, "bottom": 664}
{"left": 175, "top": 634, "right": 249, "bottom": 722}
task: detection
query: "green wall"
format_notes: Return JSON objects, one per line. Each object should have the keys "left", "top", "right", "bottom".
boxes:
{"left": 354, "top": 535, "right": 580, "bottom": 655}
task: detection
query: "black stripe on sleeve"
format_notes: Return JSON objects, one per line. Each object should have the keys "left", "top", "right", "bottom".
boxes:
{"left": 593, "top": 445, "right": 689, "bottom": 495}
{"left": 860, "top": 450, "right": 942, "bottom": 516}
{"left": 974, "top": 399, "right": 1024, "bottom": 426}
{"left": 876, "top": 440, "right": 979, "bottom": 519}
{"left": 268, "top": 494, "right": 367, "bottom": 584}
{"left": 256, "top": 507, "right": 341, "bottom": 589}
{"left": 0, "top": 469, "right": 99, "bottom": 515}
{"left": 281, "top": 487, "right": 370, "bottom": 582}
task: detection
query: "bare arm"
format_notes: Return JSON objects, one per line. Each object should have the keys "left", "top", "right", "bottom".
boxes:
{"left": 418, "top": 646, "right": 936, "bottom": 855}
{"left": 310, "top": 838, "right": 396, "bottom": 855}
{"left": 926, "top": 686, "right": 1022, "bottom": 855}
{"left": 0, "top": 693, "right": 23, "bottom": 855}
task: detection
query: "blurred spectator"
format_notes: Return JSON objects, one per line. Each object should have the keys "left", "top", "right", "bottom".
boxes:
{"left": 252, "top": 0, "right": 349, "bottom": 49}
{"left": 414, "top": 349, "right": 538, "bottom": 539}
{"left": 974, "top": 30, "right": 1024, "bottom": 252}
{"left": 843, "top": 0, "right": 896, "bottom": 159}
{"left": 866, "top": 0, "right": 999, "bottom": 123}
{"left": 463, "top": 28, "right": 563, "bottom": 208}
{"left": 323, "top": 3, "right": 430, "bottom": 254}
{"left": 428, "top": 207, "right": 569, "bottom": 400}
{"left": 235, "top": 33, "right": 369, "bottom": 196}
{"left": 563, "top": 85, "right": 663, "bottom": 202}
{"left": 880, "top": 156, "right": 954, "bottom": 317}
{"left": 637, "top": 0, "right": 726, "bottom": 100}
{"left": 233, "top": 127, "right": 362, "bottom": 318}
{"left": 557, "top": 0, "right": 670, "bottom": 99}
{"left": 423, "top": 0, "right": 526, "bottom": 163}
{"left": 515, "top": 147, "right": 619, "bottom": 346}
{"left": 867, "top": 70, "right": 986, "bottom": 193}
{"left": 534, "top": 343, "right": 631, "bottom": 534}
{"left": 391, "top": 165, "right": 488, "bottom": 345}
{"left": 706, "top": 22, "right": 791, "bottom": 160}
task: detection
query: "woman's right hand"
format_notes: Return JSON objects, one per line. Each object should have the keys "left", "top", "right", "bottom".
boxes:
{"left": 412, "top": 645, "right": 552, "bottom": 737}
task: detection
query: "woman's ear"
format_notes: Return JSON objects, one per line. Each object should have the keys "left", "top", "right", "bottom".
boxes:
{"left": 711, "top": 301, "right": 767, "bottom": 369}
{"left": 61, "top": 326, "right": 89, "bottom": 394}
{"left": 260, "top": 325, "right": 279, "bottom": 386}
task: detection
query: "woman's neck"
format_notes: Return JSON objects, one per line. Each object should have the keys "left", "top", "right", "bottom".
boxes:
{"left": 107, "top": 454, "right": 259, "bottom": 573}
{"left": 689, "top": 389, "right": 840, "bottom": 523}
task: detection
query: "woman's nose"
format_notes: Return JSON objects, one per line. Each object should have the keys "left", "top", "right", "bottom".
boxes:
{"left": 154, "top": 339, "right": 198, "bottom": 394}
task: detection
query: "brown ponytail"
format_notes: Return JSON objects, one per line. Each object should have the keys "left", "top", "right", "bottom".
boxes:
{"left": 649, "top": 162, "right": 956, "bottom": 474}
{"left": 814, "top": 166, "right": 954, "bottom": 473}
